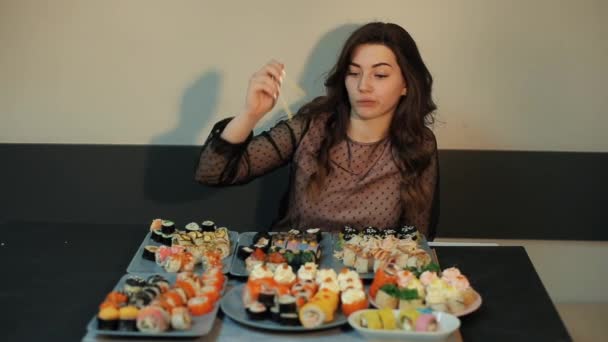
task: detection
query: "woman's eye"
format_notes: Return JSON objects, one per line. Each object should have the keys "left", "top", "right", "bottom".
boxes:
{"left": 375, "top": 74, "right": 388, "bottom": 78}
{"left": 347, "top": 71, "right": 359, "bottom": 76}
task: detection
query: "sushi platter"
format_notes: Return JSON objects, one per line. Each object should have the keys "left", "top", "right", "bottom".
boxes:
{"left": 221, "top": 263, "right": 368, "bottom": 331}
{"left": 230, "top": 229, "right": 331, "bottom": 277}
{"left": 87, "top": 270, "right": 225, "bottom": 337}
{"left": 332, "top": 225, "right": 436, "bottom": 279}
{"left": 221, "top": 283, "right": 348, "bottom": 331}
{"left": 126, "top": 219, "right": 238, "bottom": 274}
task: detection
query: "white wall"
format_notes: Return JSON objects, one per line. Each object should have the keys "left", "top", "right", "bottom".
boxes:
{"left": 1, "top": 0, "right": 607, "bottom": 151}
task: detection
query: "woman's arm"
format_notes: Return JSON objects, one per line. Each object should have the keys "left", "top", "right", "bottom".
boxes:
{"left": 194, "top": 113, "right": 310, "bottom": 185}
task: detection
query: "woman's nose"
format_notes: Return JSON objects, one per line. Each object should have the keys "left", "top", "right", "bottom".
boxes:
{"left": 358, "top": 74, "right": 373, "bottom": 92}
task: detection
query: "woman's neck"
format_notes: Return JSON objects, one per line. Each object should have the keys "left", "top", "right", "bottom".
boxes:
{"left": 347, "top": 113, "right": 393, "bottom": 144}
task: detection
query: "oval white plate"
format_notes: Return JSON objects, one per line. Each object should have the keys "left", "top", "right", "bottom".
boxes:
{"left": 368, "top": 289, "right": 482, "bottom": 317}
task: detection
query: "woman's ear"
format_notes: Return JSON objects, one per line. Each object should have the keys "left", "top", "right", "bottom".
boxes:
{"left": 401, "top": 87, "right": 408, "bottom": 96}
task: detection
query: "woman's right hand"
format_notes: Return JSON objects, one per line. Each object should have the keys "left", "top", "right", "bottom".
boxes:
{"left": 243, "top": 60, "right": 285, "bottom": 122}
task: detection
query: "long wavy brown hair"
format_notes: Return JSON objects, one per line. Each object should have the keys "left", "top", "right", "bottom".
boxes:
{"left": 297, "top": 22, "right": 437, "bottom": 220}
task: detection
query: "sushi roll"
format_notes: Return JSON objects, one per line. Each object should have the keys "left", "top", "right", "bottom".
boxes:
{"left": 246, "top": 301, "right": 268, "bottom": 320}
{"left": 375, "top": 284, "right": 399, "bottom": 309}
{"left": 270, "top": 304, "right": 281, "bottom": 321}
{"left": 359, "top": 310, "right": 382, "bottom": 329}
{"left": 340, "top": 288, "right": 368, "bottom": 317}
{"left": 146, "top": 275, "right": 170, "bottom": 293}
{"left": 341, "top": 225, "right": 358, "bottom": 242}
{"left": 161, "top": 220, "right": 175, "bottom": 234}
{"left": 258, "top": 288, "right": 276, "bottom": 308}
{"left": 287, "top": 229, "right": 302, "bottom": 236}
{"left": 398, "top": 225, "right": 418, "bottom": 240}
{"left": 136, "top": 306, "right": 170, "bottom": 333}
{"left": 118, "top": 305, "right": 139, "bottom": 331}
{"left": 159, "top": 233, "right": 173, "bottom": 246}
{"left": 363, "top": 226, "right": 380, "bottom": 237}
{"left": 142, "top": 245, "right": 158, "bottom": 261}
{"left": 142, "top": 285, "right": 161, "bottom": 299}
{"left": 415, "top": 313, "right": 438, "bottom": 332}
{"left": 130, "top": 290, "right": 155, "bottom": 308}
{"left": 354, "top": 252, "right": 373, "bottom": 273}
{"left": 150, "top": 218, "right": 163, "bottom": 232}
{"left": 378, "top": 308, "right": 397, "bottom": 329}
{"left": 97, "top": 306, "right": 119, "bottom": 330}
{"left": 271, "top": 232, "right": 287, "bottom": 249}
{"left": 277, "top": 295, "right": 297, "bottom": 314}
{"left": 298, "top": 303, "right": 326, "bottom": 328}
{"left": 124, "top": 276, "right": 146, "bottom": 296}
{"left": 151, "top": 229, "right": 164, "bottom": 243}
{"left": 214, "top": 227, "right": 230, "bottom": 242}
{"left": 201, "top": 220, "right": 216, "bottom": 232}
{"left": 185, "top": 222, "right": 201, "bottom": 232}
{"left": 383, "top": 228, "right": 398, "bottom": 238}
{"left": 280, "top": 312, "right": 300, "bottom": 326}
{"left": 237, "top": 245, "right": 255, "bottom": 260}
{"left": 251, "top": 232, "right": 271, "bottom": 252}
{"left": 171, "top": 307, "right": 192, "bottom": 330}
{"left": 342, "top": 245, "right": 358, "bottom": 267}
{"left": 306, "top": 228, "right": 323, "bottom": 242}
{"left": 188, "top": 296, "right": 214, "bottom": 316}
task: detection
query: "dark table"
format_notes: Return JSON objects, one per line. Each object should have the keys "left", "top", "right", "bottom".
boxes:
{"left": 0, "top": 222, "right": 571, "bottom": 341}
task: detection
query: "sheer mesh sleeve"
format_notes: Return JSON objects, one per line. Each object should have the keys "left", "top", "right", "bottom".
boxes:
{"left": 404, "top": 130, "right": 440, "bottom": 240}
{"left": 194, "top": 114, "right": 311, "bottom": 185}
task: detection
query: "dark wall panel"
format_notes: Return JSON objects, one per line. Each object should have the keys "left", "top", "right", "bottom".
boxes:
{"left": 1, "top": 144, "right": 606, "bottom": 240}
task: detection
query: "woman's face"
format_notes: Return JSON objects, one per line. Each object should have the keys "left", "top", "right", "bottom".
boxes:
{"left": 345, "top": 44, "right": 407, "bottom": 121}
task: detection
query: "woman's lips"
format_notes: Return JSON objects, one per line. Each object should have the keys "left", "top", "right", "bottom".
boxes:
{"left": 356, "top": 100, "right": 376, "bottom": 107}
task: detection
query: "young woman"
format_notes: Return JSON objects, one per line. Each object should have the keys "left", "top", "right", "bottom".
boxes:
{"left": 195, "top": 22, "right": 439, "bottom": 240}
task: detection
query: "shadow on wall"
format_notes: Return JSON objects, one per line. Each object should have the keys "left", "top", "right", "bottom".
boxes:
{"left": 143, "top": 69, "right": 223, "bottom": 202}
{"left": 258, "top": 23, "right": 360, "bottom": 230}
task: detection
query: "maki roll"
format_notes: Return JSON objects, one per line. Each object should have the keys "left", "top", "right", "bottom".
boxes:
{"left": 271, "top": 232, "right": 288, "bottom": 249}
{"left": 160, "top": 233, "right": 173, "bottom": 246}
{"left": 237, "top": 245, "right": 255, "bottom": 260}
{"left": 251, "top": 232, "right": 271, "bottom": 252}
{"left": 187, "top": 296, "right": 214, "bottom": 316}
{"left": 97, "top": 306, "right": 119, "bottom": 330}
{"left": 136, "top": 306, "right": 170, "bottom": 333}
{"left": 118, "top": 305, "right": 139, "bottom": 331}
{"left": 258, "top": 288, "right": 276, "bottom": 308}
{"left": 215, "top": 227, "right": 230, "bottom": 242}
{"left": 270, "top": 304, "right": 281, "bottom": 321}
{"left": 201, "top": 220, "right": 216, "bottom": 232}
{"left": 142, "top": 245, "right": 158, "bottom": 261}
{"left": 185, "top": 222, "right": 201, "bottom": 232}
{"left": 280, "top": 312, "right": 300, "bottom": 326}
{"left": 277, "top": 294, "right": 297, "bottom": 314}
{"left": 306, "top": 228, "right": 323, "bottom": 242}
{"left": 398, "top": 225, "right": 418, "bottom": 240}
{"left": 147, "top": 275, "right": 170, "bottom": 293}
{"left": 161, "top": 220, "right": 175, "bottom": 234}
{"left": 363, "top": 226, "right": 380, "bottom": 237}
{"left": 246, "top": 301, "right": 268, "bottom": 320}
{"left": 151, "top": 229, "right": 164, "bottom": 243}
{"left": 124, "top": 276, "right": 146, "bottom": 296}
{"left": 130, "top": 290, "right": 155, "bottom": 308}
{"left": 383, "top": 228, "right": 398, "bottom": 238}
{"left": 341, "top": 226, "right": 358, "bottom": 242}
{"left": 171, "top": 307, "right": 192, "bottom": 330}
{"left": 287, "top": 229, "right": 302, "bottom": 236}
